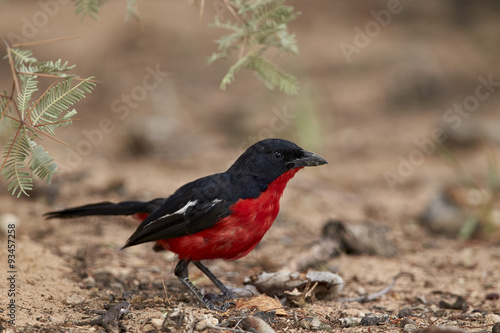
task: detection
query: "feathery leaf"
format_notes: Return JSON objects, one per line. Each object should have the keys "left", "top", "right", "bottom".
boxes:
{"left": 17, "top": 74, "right": 38, "bottom": 114}
{"left": 31, "top": 78, "right": 95, "bottom": 135}
{"left": 8, "top": 48, "right": 37, "bottom": 67}
{"left": 73, "top": 0, "right": 109, "bottom": 20}
{"left": 29, "top": 140, "right": 58, "bottom": 184}
{"left": 2, "top": 129, "right": 33, "bottom": 197}
{"left": 245, "top": 54, "right": 299, "bottom": 95}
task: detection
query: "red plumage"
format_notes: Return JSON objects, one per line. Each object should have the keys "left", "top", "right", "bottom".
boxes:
{"left": 155, "top": 168, "right": 301, "bottom": 261}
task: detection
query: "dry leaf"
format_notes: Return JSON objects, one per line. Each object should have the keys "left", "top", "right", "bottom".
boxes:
{"left": 236, "top": 294, "right": 287, "bottom": 316}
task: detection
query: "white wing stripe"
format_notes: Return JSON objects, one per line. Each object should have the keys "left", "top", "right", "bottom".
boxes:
{"left": 160, "top": 200, "right": 198, "bottom": 219}
{"left": 143, "top": 200, "right": 198, "bottom": 228}
{"left": 142, "top": 199, "right": 224, "bottom": 229}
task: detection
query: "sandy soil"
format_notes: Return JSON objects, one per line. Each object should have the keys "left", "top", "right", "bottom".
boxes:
{"left": 1, "top": 1, "right": 500, "bottom": 332}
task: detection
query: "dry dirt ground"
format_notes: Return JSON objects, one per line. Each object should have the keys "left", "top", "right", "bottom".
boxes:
{"left": 1, "top": 1, "right": 500, "bottom": 332}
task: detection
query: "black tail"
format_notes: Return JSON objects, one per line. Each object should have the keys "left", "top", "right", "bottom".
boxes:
{"left": 44, "top": 198, "right": 165, "bottom": 219}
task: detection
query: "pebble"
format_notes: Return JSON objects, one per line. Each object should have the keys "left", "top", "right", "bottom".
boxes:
{"left": 194, "top": 317, "right": 219, "bottom": 331}
{"left": 361, "top": 314, "right": 388, "bottom": 326}
{"left": 398, "top": 307, "right": 413, "bottom": 318}
{"left": 151, "top": 318, "right": 164, "bottom": 329}
{"left": 65, "top": 294, "right": 85, "bottom": 305}
{"left": 492, "top": 322, "right": 500, "bottom": 333}
{"left": 486, "top": 314, "right": 500, "bottom": 324}
{"left": 141, "top": 324, "right": 156, "bottom": 332}
{"left": 82, "top": 276, "right": 96, "bottom": 288}
{"left": 231, "top": 285, "right": 260, "bottom": 297}
{"left": 399, "top": 318, "right": 416, "bottom": 328}
{"left": 486, "top": 292, "right": 500, "bottom": 300}
{"left": 299, "top": 317, "right": 322, "bottom": 330}
{"left": 110, "top": 282, "right": 124, "bottom": 292}
{"left": 404, "top": 324, "right": 418, "bottom": 332}
{"left": 339, "top": 317, "right": 362, "bottom": 328}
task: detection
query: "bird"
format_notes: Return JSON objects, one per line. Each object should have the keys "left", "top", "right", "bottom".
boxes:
{"left": 45, "top": 138, "right": 327, "bottom": 311}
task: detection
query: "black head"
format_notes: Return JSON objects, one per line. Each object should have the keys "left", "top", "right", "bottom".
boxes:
{"left": 227, "top": 138, "right": 327, "bottom": 185}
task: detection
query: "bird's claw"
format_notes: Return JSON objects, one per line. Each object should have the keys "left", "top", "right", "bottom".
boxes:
{"left": 204, "top": 291, "right": 235, "bottom": 303}
{"left": 220, "top": 301, "right": 236, "bottom": 311}
{"left": 207, "top": 301, "right": 235, "bottom": 312}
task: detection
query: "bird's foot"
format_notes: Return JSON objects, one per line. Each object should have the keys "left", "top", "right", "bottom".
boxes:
{"left": 204, "top": 292, "right": 236, "bottom": 312}
{"left": 204, "top": 289, "right": 235, "bottom": 303}
{"left": 206, "top": 300, "right": 236, "bottom": 312}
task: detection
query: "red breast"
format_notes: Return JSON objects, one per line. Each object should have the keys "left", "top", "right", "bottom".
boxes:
{"left": 151, "top": 168, "right": 301, "bottom": 261}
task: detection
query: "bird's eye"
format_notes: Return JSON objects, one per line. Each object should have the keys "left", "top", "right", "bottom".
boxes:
{"left": 272, "top": 151, "right": 283, "bottom": 161}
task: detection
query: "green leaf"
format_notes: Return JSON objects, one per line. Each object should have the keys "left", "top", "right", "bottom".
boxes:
{"left": 8, "top": 48, "right": 37, "bottom": 67}
{"left": 31, "top": 78, "right": 95, "bottom": 135}
{"left": 125, "top": 0, "right": 141, "bottom": 22}
{"left": 27, "top": 59, "right": 76, "bottom": 76}
{"left": 245, "top": 54, "right": 299, "bottom": 95}
{"left": 0, "top": 91, "right": 14, "bottom": 119}
{"left": 220, "top": 53, "right": 253, "bottom": 90}
{"left": 459, "top": 214, "right": 479, "bottom": 240}
{"left": 3, "top": 44, "right": 95, "bottom": 197}
{"left": 17, "top": 74, "right": 38, "bottom": 114}
{"left": 28, "top": 140, "right": 58, "bottom": 184}
{"left": 73, "top": 0, "right": 109, "bottom": 20}
{"left": 2, "top": 130, "right": 33, "bottom": 197}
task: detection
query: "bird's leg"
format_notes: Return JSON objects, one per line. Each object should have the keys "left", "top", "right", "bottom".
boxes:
{"left": 174, "top": 259, "right": 233, "bottom": 312}
{"left": 194, "top": 261, "right": 235, "bottom": 300}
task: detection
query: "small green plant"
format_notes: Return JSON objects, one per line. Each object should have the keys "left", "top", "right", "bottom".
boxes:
{"left": 206, "top": 0, "right": 300, "bottom": 94}
{"left": 438, "top": 145, "right": 500, "bottom": 239}
{"left": 1, "top": 38, "right": 95, "bottom": 197}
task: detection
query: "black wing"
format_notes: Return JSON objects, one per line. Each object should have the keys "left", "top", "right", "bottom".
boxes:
{"left": 123, "top": 173, "right": 236, "bottom": 248}
{"left": 123, "top": 198, "right": 232, "bottom": 248}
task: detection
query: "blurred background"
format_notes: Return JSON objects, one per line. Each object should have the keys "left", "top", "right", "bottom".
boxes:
{"left": 1, "top": 1, "right": 500, "bottom": 329}
{"left": 1, "top": 0, "right": 500, "bottom": 236}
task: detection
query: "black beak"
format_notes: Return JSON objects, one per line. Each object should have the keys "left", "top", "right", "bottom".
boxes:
{"left": 287, "top": 150, "right": 328, "bottom": 168}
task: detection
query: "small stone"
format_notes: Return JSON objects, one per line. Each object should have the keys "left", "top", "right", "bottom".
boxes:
{"left": 361, "top": 314, "right": 388, "bottom": 326}
{"left": 231, "top": 285, "right": 260, "bottom": 297}
{"left": 339, "top": 317, "right": 362, "bottom": 328}
{"left": 305, "top": 270, "right": 345, "bottom": 299}
{"left": 398, "top": 307, "right": 413, "bottom": 318}
{"left": 82, "top": 276, "right": 96, "bottom": 288}
{"left": 399, "top": 317, "right": 415, "bottom": 328}
{"left": 151, "top": 318, "right": 164, "bottom": 329}
{"left": 486, "top": 314, "right": 500, "bottom": 324}
{"left": 110, "top": 282, "right": 124, "bottom": 292}
{"left": 486, "top": 292, "right": 500, "bottom": 300}
{"left": 194, "top": 317, "right": 219, "bottom": 331}
{"left": 299, "top": 317, "right": 322, "bottom": 330}
{"left": 492, "top": 322, "right": 500, "bottom": 333}
{"left": 404, "top": 324, "right": 418, "bottom": 332}
{"left": 65, "top": 294, "right": 85, "bottom": 305}
{"left": 141, "top": 323, "right": 156, "bottom": 332}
